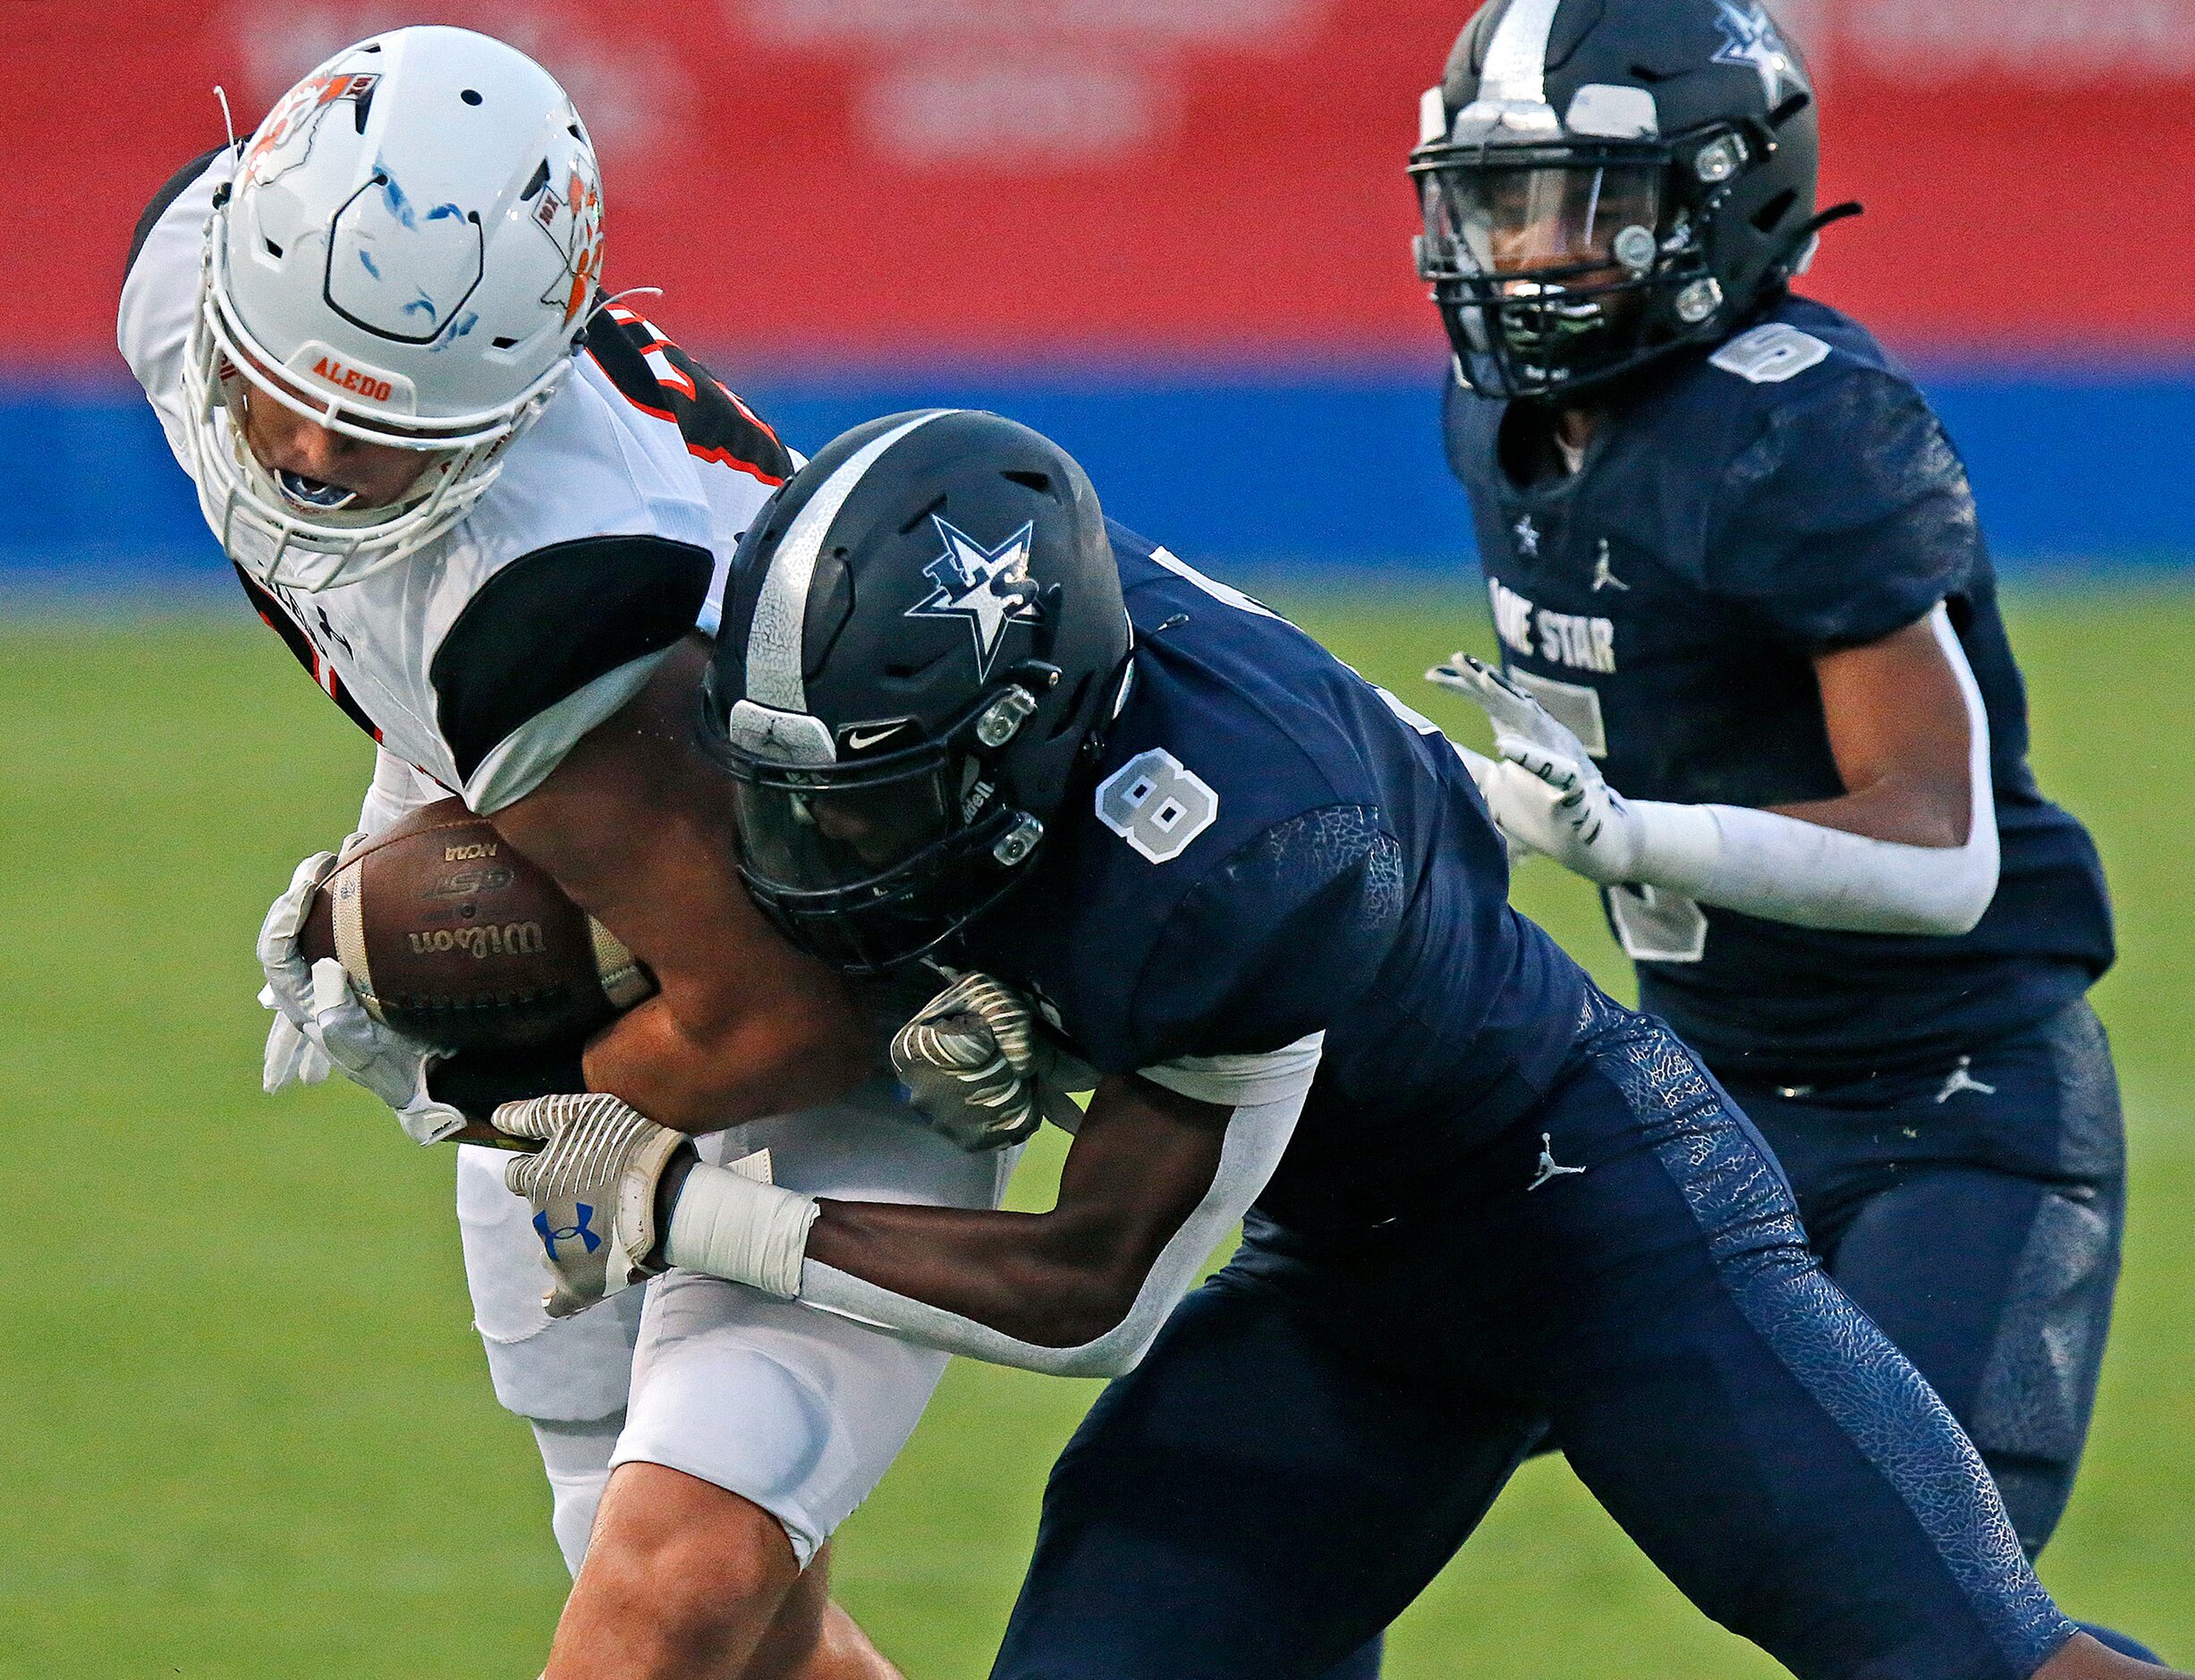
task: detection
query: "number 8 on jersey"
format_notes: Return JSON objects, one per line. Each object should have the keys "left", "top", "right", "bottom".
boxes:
{"left": 1097, "top": 749, "right": 1219, "bottom": 864}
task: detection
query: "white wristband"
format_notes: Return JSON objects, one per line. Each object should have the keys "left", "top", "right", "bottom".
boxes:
{"left": 664, "top": 1159, "right": 819, "bottom": 1299}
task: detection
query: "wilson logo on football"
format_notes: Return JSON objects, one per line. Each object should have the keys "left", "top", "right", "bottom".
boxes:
{"left": 407, "top": 921, "right": 547, "bottom": 960}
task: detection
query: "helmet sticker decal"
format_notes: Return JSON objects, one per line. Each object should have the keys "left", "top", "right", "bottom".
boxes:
{"left": 905, "top": 517, "right": 1046, "bottom": 682}
{"left": 1712, "top": 0, "right": 1807, "bottom": 104}
{"left": 324, "top": 167, "right": 484, "bottom": 345}
{"left": 244, "top": 72, "right": 381, "bottom": 188}
{"left": 530, "top": 156, "right": 605, "bottom": 325}
{"left": 839, "top": 718, "right": 920, "bottom": 756}
{"left": 1418, "top": 86, "right": 1448, "bottom": 146}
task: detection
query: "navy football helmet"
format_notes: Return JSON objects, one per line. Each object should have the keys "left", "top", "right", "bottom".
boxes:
{"left": 701, "top": 410, "right": 1131, "bottom": 974}
{"left": 1411, "top": 0, "right": 1852, "bottom": 400}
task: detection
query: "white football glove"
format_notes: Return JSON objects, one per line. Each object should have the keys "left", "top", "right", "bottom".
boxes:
{"left": 891, "top": 972, "right": 1087, "bottom": 1150}
{"left": 498, "top": 1093, "right": 699, "bottom": 1318}
{"left": 1427, "top": 654, "right": 1645, "bottom": 886}
{"left": 256, "top": 849, "right": 467, "bottom": 1145}
{"left": 259, "top": 982, "right": 331, "bottom": 1091}
{"left": 258, "top": 851, "right": 342, "bottom": 1095}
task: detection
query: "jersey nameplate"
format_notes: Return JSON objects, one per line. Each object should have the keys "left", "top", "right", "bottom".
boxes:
{"left": 1709, "top": 323, "right": 1832, "bottom": 386}
{"left": 1097, "top": 749, "right": 1219, "bottom": 864}
{"left": 1488, "top": 579, "right": 1616, "bottom": 675}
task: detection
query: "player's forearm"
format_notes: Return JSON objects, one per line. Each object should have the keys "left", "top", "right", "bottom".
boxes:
{"left": 804, "top": 1201, "right": 1153, "bottom": 1349}
{"left": 1624, "top": 607, "right": 1998, "bottom": 936}
{"left": 658, "top": 1075, "right": 1292, "bottom": 1379}
{"left": 1767, "top": 772, "right": 1971, "bottom": 850}
{"left": 585, "top": 994, "right": 879, "bottom": 1133}
{"left": 1639, "top": 598, "right": 1999, "bottom": 935}
{"left": 356, "top": 746, "right": 450, "bottom": 837}
{"left": 798, "top": 1092, "right": 1226, "bottom": 1346}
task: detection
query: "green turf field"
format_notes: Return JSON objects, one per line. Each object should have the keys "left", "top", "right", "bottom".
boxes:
{"left": 3, "top": 579, "right": 2190, "bottom": 1677}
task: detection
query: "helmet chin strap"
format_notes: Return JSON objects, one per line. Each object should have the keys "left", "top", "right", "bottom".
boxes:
{"left": 1771, "top": 199, "right": 1864, "bottom": 281}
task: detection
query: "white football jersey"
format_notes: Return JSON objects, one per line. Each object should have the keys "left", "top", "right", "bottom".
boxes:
{"left": 119, "top": 145, "right": 795, "bottom": 812}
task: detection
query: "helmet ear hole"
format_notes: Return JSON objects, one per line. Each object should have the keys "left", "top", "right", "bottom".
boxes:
{"left": 1751, "top": 189, "right": 1799, "bottom": 233}
{"left": 898, "top": 494, "right": 947, "bottom": 536}
{"left": 886, "top": 649, "right": 951, "bottom": 683}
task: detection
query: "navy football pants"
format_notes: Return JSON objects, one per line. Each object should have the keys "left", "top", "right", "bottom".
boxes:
{"left": 1725, "top": 998, "right": 2125, "bottom": 1557}
{"left": 990, "top": 997, "right": 2074, "bottom": 1680}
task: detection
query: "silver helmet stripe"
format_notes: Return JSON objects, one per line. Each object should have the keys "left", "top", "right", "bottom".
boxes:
{"left": 745, "top": 409, "right": 953, "bottom": 712}
{"left": 1453, "top": 0, "right": 1567, "bottom": 142}
{"left": 1479, "top": 0, "right": 1565, "bottom": 106}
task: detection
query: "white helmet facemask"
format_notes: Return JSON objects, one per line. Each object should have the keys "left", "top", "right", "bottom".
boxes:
{"left": 185, "top": 26, "right": 605, "bottom": 592}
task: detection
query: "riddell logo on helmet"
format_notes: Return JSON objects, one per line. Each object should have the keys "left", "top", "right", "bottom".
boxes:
{"left": 311, "top": 356, "right": 394, "bottom": 403}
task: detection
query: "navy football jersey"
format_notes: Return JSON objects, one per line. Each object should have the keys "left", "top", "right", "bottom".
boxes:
{"left": 1444, "top": 294, "right": 2113, "bottom": 1081}
{"left": 954, "top": 523, "right": 1588, "bottom": 1233}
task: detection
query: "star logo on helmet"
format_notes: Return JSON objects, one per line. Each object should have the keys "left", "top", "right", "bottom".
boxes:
{"left": 905, "top": 517, "right": 1046, "bottom": 681}
{"left": 1711, "top": 0, "right": 1805, "bottom": 106}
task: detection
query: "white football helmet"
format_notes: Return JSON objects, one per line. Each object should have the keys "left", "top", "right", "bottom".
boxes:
{"left": 185, "top": 26, "right": 605, "bottom": 590}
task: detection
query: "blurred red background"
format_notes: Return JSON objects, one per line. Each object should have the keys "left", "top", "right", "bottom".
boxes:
{"left": 14, "top": 0, "right": 2195, "bottom": 370}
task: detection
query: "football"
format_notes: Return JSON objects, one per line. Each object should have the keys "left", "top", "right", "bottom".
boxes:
{"left": 299, "top": 798, "right": 655, "bottom": 1051}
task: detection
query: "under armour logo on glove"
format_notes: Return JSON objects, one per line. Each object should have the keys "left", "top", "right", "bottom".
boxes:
{"left": 534, "top": 1203, "right": 604, "bottom": 1259}
{"left": 500, "top": 1092, "right": 693, "bottom": 1318}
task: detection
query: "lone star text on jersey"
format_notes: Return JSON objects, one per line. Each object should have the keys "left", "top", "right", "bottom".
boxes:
{"left": 1489, "top": 577, "right": 1617, "bottom": 675}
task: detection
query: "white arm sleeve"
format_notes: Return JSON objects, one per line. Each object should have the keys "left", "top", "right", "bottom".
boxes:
{"left": 357, "top": 748, "right": 453, "bottom": 836}
{"left": 1629, "top": 605, "right": 2000, "bottom": 936}
{"left": 118, "top": 149, "right": 234, "bottom": 470}
{"left": 795, "top": 1034, "right": 1322, "bottom": 1378}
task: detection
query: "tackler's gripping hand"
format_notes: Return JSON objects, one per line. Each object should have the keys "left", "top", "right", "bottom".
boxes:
{"left": 255, "top": 844, "right": 467, "bottom": 1145}
{"left": 1427, "top": 654, "right": 1644, "bottom": 886}
{"left": 892, "top": 972, "right": 1086, "bottom": 1150}
{"left": 499, "top": 1093, "right": 696, "bottom": 1319}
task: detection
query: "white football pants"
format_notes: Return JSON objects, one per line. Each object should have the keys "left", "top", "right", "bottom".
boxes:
{"left": 457, "top": 1079, "right": 1010, "bottom": 1571}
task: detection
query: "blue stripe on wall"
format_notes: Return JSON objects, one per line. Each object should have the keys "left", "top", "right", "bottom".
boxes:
{"left": 4, "top": 363, "right": 2189, "bottom": 592}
